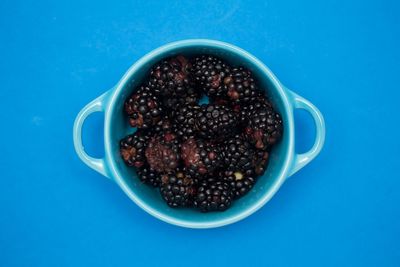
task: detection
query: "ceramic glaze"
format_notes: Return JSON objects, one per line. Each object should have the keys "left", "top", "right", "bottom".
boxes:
{"left": 73, "top": 39, "right": 325, "bottom": 228}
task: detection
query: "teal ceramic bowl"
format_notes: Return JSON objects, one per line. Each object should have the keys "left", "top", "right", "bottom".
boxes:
{"left": 73, "top": 39, "right": 325, "bottom": 229}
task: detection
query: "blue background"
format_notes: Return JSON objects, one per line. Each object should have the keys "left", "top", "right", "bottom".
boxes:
{"left": 1, "top": 0, "right": 399, "bottom": 266}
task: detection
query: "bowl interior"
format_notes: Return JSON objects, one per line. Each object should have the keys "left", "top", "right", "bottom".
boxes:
{"left": 107, "top": 42, "right": 292, "bottom": 227}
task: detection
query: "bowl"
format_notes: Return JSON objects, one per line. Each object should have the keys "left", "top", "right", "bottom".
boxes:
{"left": 73, "top": 39, "right": 325, "bottom": 228}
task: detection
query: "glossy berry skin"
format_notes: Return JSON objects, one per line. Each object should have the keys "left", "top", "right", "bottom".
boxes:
{"left": 145, "top": 133, "right": 180, "bottom": 173}
{"left": 195, "top": 103, "right": 238, "bottom": 140}
{"left": 235, "top": 92, "right": 271, "bottom": 123}
{"left": 172, "top": 104, "right": 200, "bottom": 140}
{"left": 243, "top": 105, "right": 283, "bottom": 150}
{"left": 136, "top": 165, "right": 161, "bottom": 187}
{"left": 224, "top": 67, "right": 259, "bottom": 104}
{"left": 222, "top": 135, "right": 257, "bottom": 173}
{"left": 119, "top": 130, "right": 149, "bottom": 168}
{"left": 148, "top": 56, "right": 199, "bottom": 110}
{"left": 181, "top": 138, "right": 222, "bottom": 179}
{"left": 190, "top": 55, "right": 231, "bottom": 99}
{"left": 219, "top": 171, "right": 256, "bottom": 199}
{"left": 221, "top": 134, "right": 270, "bottom": 176}
{"left": 160, "top": 171, "right": 195, "bottom": 207}
{"left": 150, "top": 115, "right": 173, "bottom": 136}
{"left": 124, "top": 86, "right": 163, "bottom": 129}
{"left": 194, "top": 178, "right": 233, "bottom": 212}
{"left": 161, "top": 87, "right": 200, "bottom": 112}
{"left": 148, "top": 56, "right": 191, "bottom": 96}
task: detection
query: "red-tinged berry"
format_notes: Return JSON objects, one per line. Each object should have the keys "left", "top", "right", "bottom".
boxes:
{"left": 124, "top": 86, "right": 163, "bottom": 129}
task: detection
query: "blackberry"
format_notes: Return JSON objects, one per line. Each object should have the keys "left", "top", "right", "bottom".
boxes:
{"left": 172, "top": 104, "right": 200, "bottom": 140}
{"left": 195, "top": 103, "right": 238, "bottom": 139}
{"left": 190, "top": 55, "right": 231, "bottom": 98}
{"left": 224, "top": 67, "right": 259, "bottom": 104}
{"left": 119, "top": 130, "right": 149, "bottom": 168}
{"left": 145, "top": 133, "right": 180, "bottom": 173}
{"left": 160, "top": 170, "right": 195, "bottom": 207}
{"left": 244, "top": 105, "right": 283, "bottom": 149}
{"left": 219, "top": 171, "right": 256, "bottom": 199}
{"left": 222, "top": 134, "right": 269, "bottom": 175}
{"left": 136, "top": 165, "right": 161, "bottom": 187}
{"left": 124, "top": 85, "right": 163, "bottom": 129}
{"left": 181, "top": 138, "right": 221, "bottom": 178}
{"left": 162, "top": 88, "right": 200, "bottom": 112}
{"left": 148, "top": 56, "right": 200, "bottom": 110}
{"left": 194, "top": 178, "right": 233, "bottom": 212}
{"left": 148, "top": 56, "right": 192, "bottom": 96}
{"left": 222, "top": 134, "right": 257, "bottom": 174}
{"left": 150, "top": 115, "right": 173, "bottom": 136}
{"left": 238, "top": 95, "right": 272, "bottom": 125}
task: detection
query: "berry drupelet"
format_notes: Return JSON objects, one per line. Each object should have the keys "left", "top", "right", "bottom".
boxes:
{"left": 243, "top": 104, "right": 283, "bottom": 150}
{"left": 148, "top": 56, "right": 191, "bottom": 96}
{"left": 181, "top": 138, "right": 222, "bottom": 179}
{"left": 160, "top": 170, "right": 195, "bottom": 207}
{"left": 124, "top": 85, "right": 163, "bottom": 129}
{"left": 172, "top": 104, "right": 200, "bottom": 140}
{"left": 237, "top": 95, "right": 272, "bottom": 125}
{"left": 194, "top": 178, "right": 233, "bottom": 212}
{"left": 224, "top": 67, "right": 259, "bottom": 104}
{"left": 219, "top": 170, "right": 256, "bottom": 199}
{"left": 221, "top": 134, "right": 270, "bottom": 176}
{"left": 119, "top": 130, "right": 149, "bottom": 168}
{"left": 222, "top": 134, "right": 258, "bottom": 174}
{"left": 145, "top": 132, "right": 181, "bottom": 173}
{"left": 161, "top": 87, "right": 200, "bottom": 112}
{"left": 150, "top": 115, "right": 173, "bottom": 136}
{"left": 148, "top": 56, "right": 200, "bottom": 110}
{"left": 136, "top": 165, "right": 161, "bottom": 187}
{"left": 190, "top": 55, "right": 231, "bottom": 99}
{"left": 195, "top": 103, "right": 238, "bottom": 139}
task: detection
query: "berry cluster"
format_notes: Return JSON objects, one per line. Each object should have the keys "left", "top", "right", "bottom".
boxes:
{"left": 120, "top": 55, "right": 283, "bottom": 212}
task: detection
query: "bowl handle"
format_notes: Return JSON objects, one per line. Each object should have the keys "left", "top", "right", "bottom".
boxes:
{"left": 73, "top": 91, "right": 111, "bottom": 179}
{"left": 287, "top": 88, "right": 326, "bottom": 177}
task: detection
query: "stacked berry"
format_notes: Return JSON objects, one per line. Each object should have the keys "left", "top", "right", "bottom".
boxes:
{"left": 120, "top": 55, "right": 283, "bottom": 212}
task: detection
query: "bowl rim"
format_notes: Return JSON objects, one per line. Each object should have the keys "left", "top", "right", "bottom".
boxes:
{"left": 104, "top": 39, "right": 295, "bottom": 228}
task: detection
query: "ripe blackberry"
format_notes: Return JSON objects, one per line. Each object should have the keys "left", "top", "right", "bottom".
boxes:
{"left": 149, "top": 56, "right": 192, "bottom": 96}
{"left": 150, "top": 115, "right": 173, "bottom": 136}
{"left": 172, "top": 104, "right": 200, "bottom": 140}
{"left": 161, "top": 87, "right": 200, "bottom": 112}
{"left": 194, "top": 178, "right": 233, "bottom": 212}
{"left": 222, "top": 134, "right": 269, "bottom": 175}
{"left": 124, "top": 85, "right": 163, "bottom": 129}
{"left": 160, "top": 170, "right": 195, "bottom": 207}
{"left": 195, "top": 103, "right": 238, "bottom": 139}
{"left": 237, "top": 95, "right": 272, "bottom": 125}
{"left": 119, "top": 130, "right": 149, "bottom": 168}
{"left": 219, "top": 171, "right": 256, "bottom": 199}
{"left": 244, "top": 105, "right": 283, "bottom": 149}
{"left": 222, "top": 135, "right": 257, "bottom": 174}
{"left": 136, "top": 165, "right": 161, "bottom": 187}
{"left": 181, "top": 138, "right": 221, "bottom": 178}
{"left": 148, "top": 56, "right": 200, "bottom": 110}
{"left": 190, "top": 55, "right": 231, "bottom": 98}
{"left": 145, "top": 133, "right": 180, "bottom": 173}
{"left": 224, "top": 67, "right": 259, "bottom": 104}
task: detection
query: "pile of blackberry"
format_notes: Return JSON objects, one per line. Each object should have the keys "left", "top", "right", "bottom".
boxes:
{"left": 120, "top": 55, "right": 283, "bottom": 212}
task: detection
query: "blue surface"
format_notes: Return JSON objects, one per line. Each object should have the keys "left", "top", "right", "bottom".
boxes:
{"left": 1, "top": 0, "right": 399, "bottom": 266}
